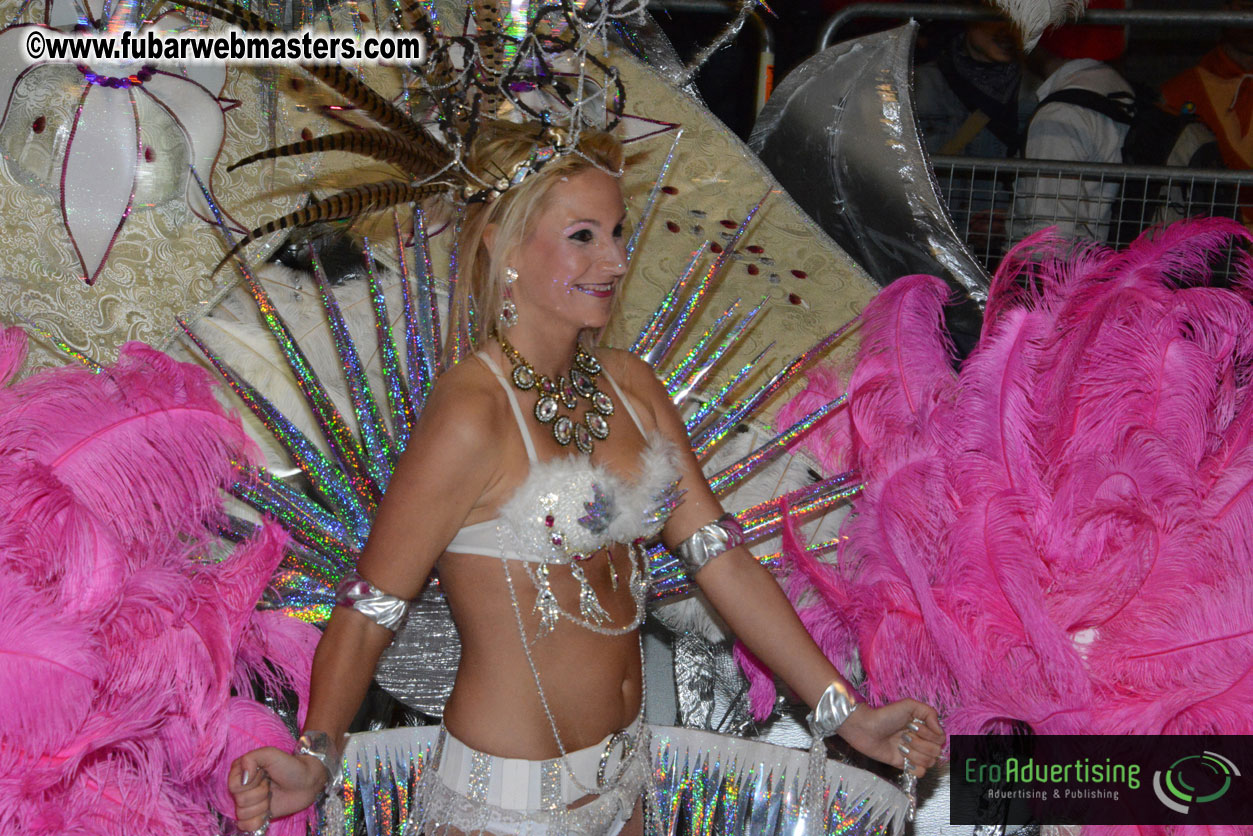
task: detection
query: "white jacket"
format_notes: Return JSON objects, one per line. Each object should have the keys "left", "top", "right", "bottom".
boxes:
{"left": 1012, "top": 59, "right": 1134, "bottom": 242}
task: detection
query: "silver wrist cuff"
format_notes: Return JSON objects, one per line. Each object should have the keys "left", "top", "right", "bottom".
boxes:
{"left": 296, "top": 731, "right": 343, "bottom": 794}
{"left": 673, "top": 514, "right": 744, "bottom": 574}
{"left": 806, "top": 680, "right": 859, "bottom": 738}
{"left": 334, "top": 572, "right": 410, "bottom": 632}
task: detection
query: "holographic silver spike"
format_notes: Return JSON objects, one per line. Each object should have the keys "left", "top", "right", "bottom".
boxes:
{"left": 179, "top": 318, "right": 372, "bottom": 536}
{"left": 736, "top": 477, "right": 862, "bottom": 543}
{"left": 706, "top": 396, "right": 848, "bottom": 496}
{"left": 685, "top": 345, "right": 772, "bottom": 435}
{"left": 233, "top": 465, "right": 362, "bottom": 560}
{"left": 308, "top": 245, "right": 395, "bottom": 490}
{"left": 626, "top": 128, "right": 682, "bottom": 265}
{"left": 643, "top": 191, "right": 771, "bottom": 367}
{"left": 631, "top": 242, "right": 710, "bottom": 356}
{"left": 662, "top": 298, "right": 740, "bottom": 395}
{"left": 669, "top": 295, "right": 770, "bottom": 407}
{"left": 410, "top": 207, "right": 442, "bottom": 385}
{"left": 692, "top": 320, "right": 856, "bottom": 460}
{"left": 197, "top": 170, "right": 379, "bottom": 507}
{"left": 363, "top": 237, "right": 415, "bottom": 449}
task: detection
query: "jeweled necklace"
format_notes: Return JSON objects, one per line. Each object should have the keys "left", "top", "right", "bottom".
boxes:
{"left": 496, "top": 334, "right": 615, "bottom": 454}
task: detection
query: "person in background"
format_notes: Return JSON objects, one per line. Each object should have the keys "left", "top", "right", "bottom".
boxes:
{"left": 914, "top": 2, "right": 1032, "bottom": 255}
{"left": 1162, "top": 0, "right": 1253, "bottom": 172}
{"left": 1011, "top": 28, "right": 1134, "bottom": 242}
{"left": 1161, "top": 0, "right": 1253, "bottom": 225}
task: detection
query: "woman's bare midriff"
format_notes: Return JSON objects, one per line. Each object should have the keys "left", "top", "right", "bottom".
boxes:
{"left": 436, "top": 543, "right": 644, "bottom": 759}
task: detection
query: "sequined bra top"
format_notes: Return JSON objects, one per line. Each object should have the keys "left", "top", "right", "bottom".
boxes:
{"left": 443, "top": 353, "right": 684, "bottom": 563}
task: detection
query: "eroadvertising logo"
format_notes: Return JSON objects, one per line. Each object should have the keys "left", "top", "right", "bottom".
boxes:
{"left": 1152, "top": 752, "right": 1240, "bottom": 815}
{"left": 951, "top": 735, "right": 1253, "bottom": 827}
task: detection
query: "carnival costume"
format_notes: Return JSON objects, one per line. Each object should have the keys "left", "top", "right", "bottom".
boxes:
{"left": 0, "top": 0, "right": 1145, "bottom": 830}
{"left": 408, "top": 351, "right": 675, "bottom": 834}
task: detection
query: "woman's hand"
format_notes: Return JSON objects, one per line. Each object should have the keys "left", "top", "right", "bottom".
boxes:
{"left": 228, "top": 748, "right": 328, "bottom": 832}
{"left": 837, "top": 699, "right": 944, "bottom": 778}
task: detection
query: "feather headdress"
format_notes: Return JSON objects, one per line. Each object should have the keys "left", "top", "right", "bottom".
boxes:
{"left": 179, "top": 0, "right": 632, "bottom": 266}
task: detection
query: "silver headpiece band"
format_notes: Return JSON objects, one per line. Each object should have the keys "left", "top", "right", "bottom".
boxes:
{"left": 334, "top": 572, "right": 410, "bottom": 632}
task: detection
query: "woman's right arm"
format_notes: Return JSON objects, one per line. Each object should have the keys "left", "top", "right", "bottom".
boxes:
{"left": 230, "top": 372, "right": 504, "bottom": 830}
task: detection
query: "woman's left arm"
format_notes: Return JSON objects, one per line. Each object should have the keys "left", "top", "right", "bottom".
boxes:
{"left": 619, "top": 352, "right": 944, "bottom": 774}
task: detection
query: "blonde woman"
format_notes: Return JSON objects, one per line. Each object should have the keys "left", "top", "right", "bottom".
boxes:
{"left": 228, "top": 125, "right": 944, "bottom": 835}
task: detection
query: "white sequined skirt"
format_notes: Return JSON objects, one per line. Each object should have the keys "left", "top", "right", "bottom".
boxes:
{"left": 327, "top": 725, "right": 909, "bottom": 836}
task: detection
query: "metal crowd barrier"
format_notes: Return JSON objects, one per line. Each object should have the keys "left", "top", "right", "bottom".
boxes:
{"left": 927, "top": 155, "right": 1253, "bottom": 278}
{"left": 818, "top": 4, "right": 1253, "bottom": 53}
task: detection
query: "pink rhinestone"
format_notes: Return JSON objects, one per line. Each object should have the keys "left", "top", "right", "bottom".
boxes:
{"left": 552, "top": 535, "right": 563, "bottom": 546}
{"left": 544, "top": 515, "right": 554, "bottom": 527}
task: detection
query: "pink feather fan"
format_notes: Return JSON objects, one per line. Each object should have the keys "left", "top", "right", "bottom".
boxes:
{"left": 760, "top": 221, "right": 1253, "bottom": 765}
{"left": 0, "top": 332, "right": 319, "bottom": 835}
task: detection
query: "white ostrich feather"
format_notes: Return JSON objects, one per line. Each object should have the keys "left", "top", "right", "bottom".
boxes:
{"left": 990, "top": 0, "right": 1088, "bottom": 50}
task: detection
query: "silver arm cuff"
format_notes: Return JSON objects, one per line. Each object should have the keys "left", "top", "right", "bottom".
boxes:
{"left": 673, "top": 513, "right": 744, "bottom": 574}
{"left": 334, "top": 572, "right": 410, "bottom": 632}
{"left": 296, "top": 731, "right": 343, "bottom": 795}
{"left": 806, "top": 680, "right": 859, "bottom": 738}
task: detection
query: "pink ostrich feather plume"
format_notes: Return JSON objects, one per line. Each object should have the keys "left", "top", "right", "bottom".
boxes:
{"left": 758, "top": 220, "right": 1253, "bottom": 748}
{"left": 0, "top": 330, "right": 314, "bottom": 835}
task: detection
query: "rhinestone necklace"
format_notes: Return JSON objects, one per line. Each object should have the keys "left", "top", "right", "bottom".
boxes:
{"left": 496, "top": 334, "right": 615, "bottom": 454}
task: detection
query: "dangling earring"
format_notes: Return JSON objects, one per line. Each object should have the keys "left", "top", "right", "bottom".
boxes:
{"left": 499, "top": 266, "right": 519, "bottom": 330}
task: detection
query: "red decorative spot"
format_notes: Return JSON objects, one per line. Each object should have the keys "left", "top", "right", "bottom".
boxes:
{"left": 747, "top": 264, "right": 759, "bottom": 276}
{"left": 661, "top": 185, "right": 678, "bottom": 195}
{"left": 790, "top": 269, "right": 808, "bottom": 279}
{"left": 788, "top": 293, "right": 802, "bottom": 305}
{"left": 746, "top": 244, "right": 763, "bottom": 254}
{"left": 710, "top": 242, "right": 723, "bottom": 254}
{"left": 144, "top": 146, "right": 155, "bottom": 163}
{"left": 665, "top": 220, "right": 680, "bottom": 233}
{"left": 544, "top": 515, "right": 554, "bottom": 527}
{"left": 301, "top": 127, "right": 313, "bottom": 141}
{"left": 552, "top": 535, "right": 563, "bottom": 546}
{"left": 719, "top": 219, "right": 737, "bottom": 229}
{"left": 31, "top": 116, "right": 45, "bottom": 134}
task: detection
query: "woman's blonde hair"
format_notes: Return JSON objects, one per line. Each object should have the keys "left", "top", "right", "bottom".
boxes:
{"left": 445, "top": 122, "right": 625, "bottom": 363}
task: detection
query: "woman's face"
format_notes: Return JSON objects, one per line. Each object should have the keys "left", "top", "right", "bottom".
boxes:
{"left": 506, "top": 167, "right": 628, "bottom": 337}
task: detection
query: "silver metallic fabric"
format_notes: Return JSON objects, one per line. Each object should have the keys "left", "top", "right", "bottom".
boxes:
{"left": 672, "top": 514, "right": 744, "bottom": 575}
{"left": 335, "top": 572, "right": 410, "bottom": 632}
{"left": 374, "top": 578, "right": 461, "bottom": 716}
{"left": 806, "top": 680, "right": 859, "bottom": 739}
{"left": 749, "top": 24, "right": 989, "bottom": 336}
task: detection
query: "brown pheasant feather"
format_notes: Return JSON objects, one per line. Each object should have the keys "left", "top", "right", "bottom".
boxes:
{"left": 214, "top": 180, "right": 447, "bottom": 273}
{"left": 228, "top": 128, "right": 438, "bottom": 177}
{"left": 178, "top": 0, "right": 445, "bottom": 161}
